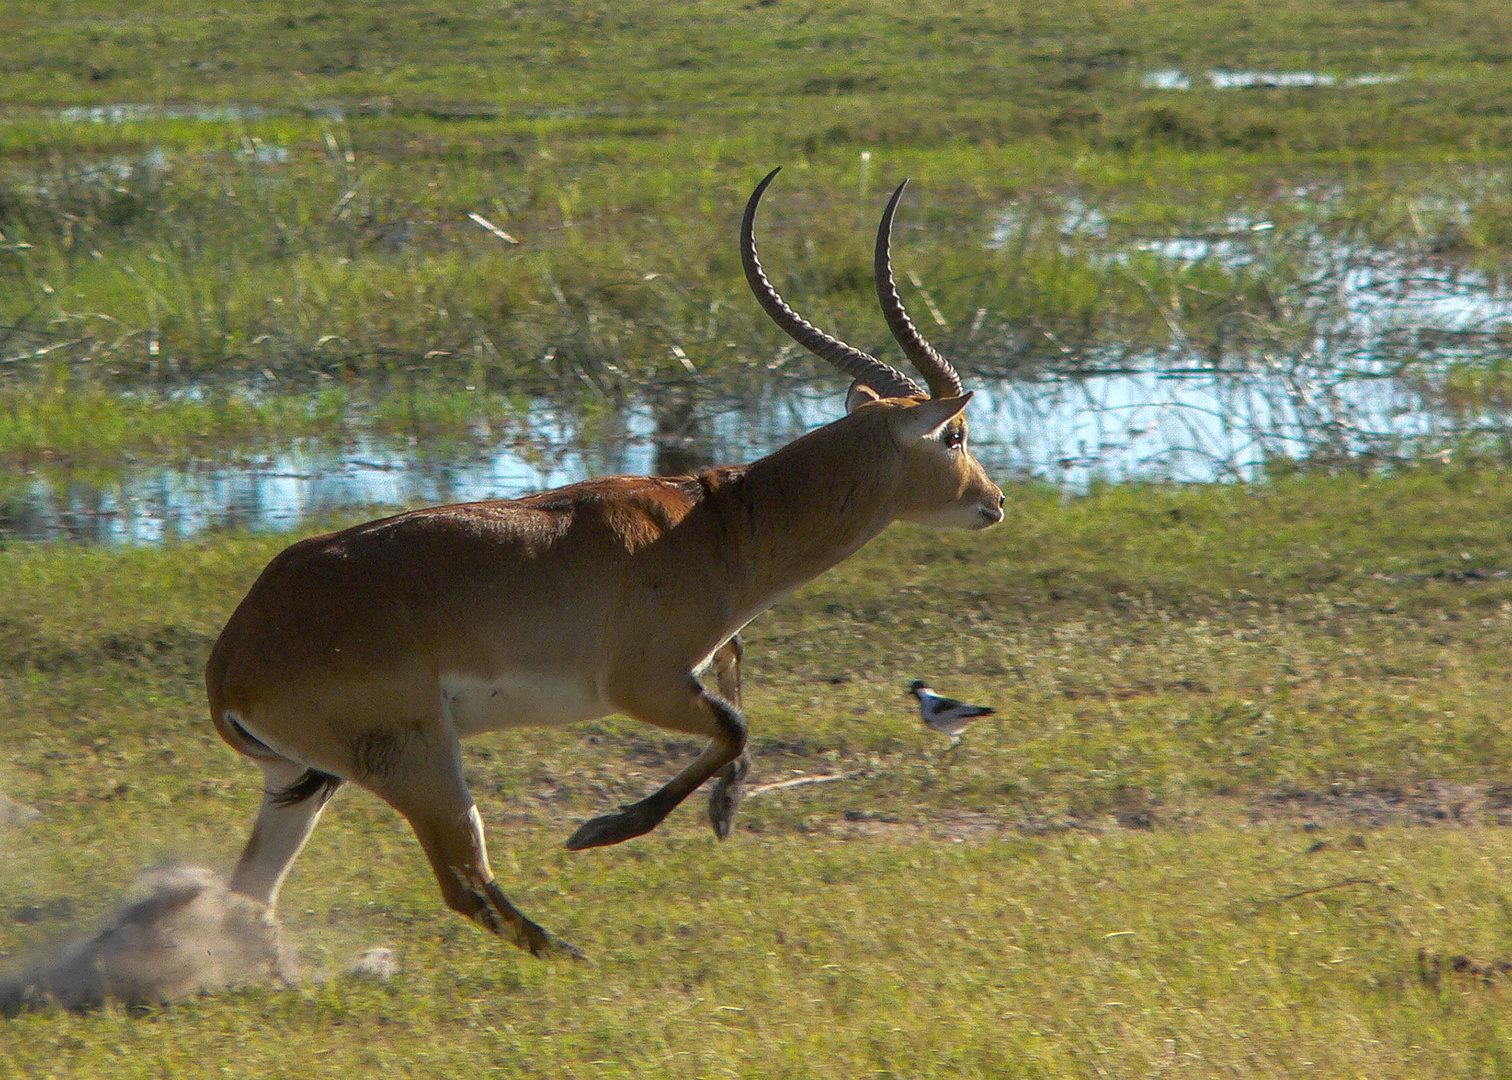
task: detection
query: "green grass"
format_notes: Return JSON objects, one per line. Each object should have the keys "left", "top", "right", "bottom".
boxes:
{"left": 8, "top": 4, "right": 1512, "bottom": 1068}
{"left": 8, "top": 470, "right": 1512, "bottom": 1072}
{"left": 8, "top": 825, "right": 1512, "bottom": 1077}
{"left": 4, "top": 0, "right": 1512, "bottom": 464}
{"left": 5, "top": 0, "right": 1512, "bottom": 149}
{"left": 0, "top": 383, "right": 555, "bottom": 467}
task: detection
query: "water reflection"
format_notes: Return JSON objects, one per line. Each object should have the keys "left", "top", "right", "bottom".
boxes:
{"left": 56, "top": 103, "right": 279, "bottom": 124}
{"left": 996, "top": 200, "right": 1512, "bottom": 347}
{"left": 0, "top": 369, "right": 1490, "bottom": 545}
{"left": 1140, "top": 71, "right": 1403, "bottom": 91}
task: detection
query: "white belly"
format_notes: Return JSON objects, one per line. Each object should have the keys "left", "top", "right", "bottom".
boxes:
{"left": 439, "top": 672, "right": 610, "bottom": 736}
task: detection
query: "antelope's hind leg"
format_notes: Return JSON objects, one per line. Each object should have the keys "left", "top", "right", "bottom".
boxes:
{"left": 228, "top": 755, "right": 342, "bottom": 908}
{"left": 566, "top": 669, "right": 748, "bottom": 851}
{"left": 366, "top": 727, "right": 583, "bottom": 960}
{"left": 707, "top": 635, "right": 750, "bottom": 840}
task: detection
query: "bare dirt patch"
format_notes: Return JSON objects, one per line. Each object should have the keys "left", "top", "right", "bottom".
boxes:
{"left": 837, "top": 808, "right": 1009, "bottom": 842}
{"left": 1249, "top": 780, "right": 1512, "bottom": 831}
{"left": 815, "top": 779, "right": 1512, "bottom": 844}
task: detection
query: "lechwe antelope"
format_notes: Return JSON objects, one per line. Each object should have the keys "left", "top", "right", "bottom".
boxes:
{"left": 206, "top": 168, "right": 1004, "bottom": 958}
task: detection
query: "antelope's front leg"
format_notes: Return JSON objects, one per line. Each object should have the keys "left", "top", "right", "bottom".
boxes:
{"left": 707, "top": 635, "right": 749, "bottom": 840}
{"left": 566, "top": 670, "right": 747, "bottom": 851}
{"left": 363, "top": 722, "right": 583, "bottom": 959}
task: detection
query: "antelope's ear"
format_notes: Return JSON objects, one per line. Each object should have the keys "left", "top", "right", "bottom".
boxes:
{"left": 845, "top": 381, "right": 883, "bottom": 413}
{"left": 892, "top": 392, "right": 972, "bottom": 442}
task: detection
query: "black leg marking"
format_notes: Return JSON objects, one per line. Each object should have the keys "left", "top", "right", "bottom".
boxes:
{"left": 564, "top": 789, "right": 681, "bottom": 850}
{"left": 448, "top": 869, "right": 587, "bottom": 961}
{"left": 567, "top": 680, "right": 748, "bottom": 851}
{"left": 708, "top": 635, "right": 750, "bottom": 838}
{"left": 708, "top": 750, "right": 750, "bottom": 840}
{"left": 271, "top": 768, "right": 343, "bottom": 807}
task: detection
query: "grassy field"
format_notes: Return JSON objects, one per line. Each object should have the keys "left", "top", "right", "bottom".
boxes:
{"left": 7, "top": 469, "right": 1512, "bottom": 1074}
{"left": 5, "top": 0, "right": 1512, "bottom": 464}
{"left": 8, "top": 2, "right": 1512, "bottom": 1074}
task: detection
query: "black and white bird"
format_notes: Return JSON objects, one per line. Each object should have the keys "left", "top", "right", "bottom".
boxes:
{"left": 908, "top": 680, "right": 994, "bottom": 746}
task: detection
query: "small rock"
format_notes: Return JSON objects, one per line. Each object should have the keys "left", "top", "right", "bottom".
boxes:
{"left": 0, "top": 795, "right": 40, "bottom": 829}
{"left": 347, "top": 947, "right": 398, "bottom": 981}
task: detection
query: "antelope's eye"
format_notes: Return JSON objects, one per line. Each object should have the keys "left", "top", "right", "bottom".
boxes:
{"left": 944, "top": 426, "right": 965, "bottom": 450}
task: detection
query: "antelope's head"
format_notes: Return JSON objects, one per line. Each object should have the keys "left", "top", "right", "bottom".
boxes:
{"left": 742, "top": 168, "right": 1005, "bottom": 530}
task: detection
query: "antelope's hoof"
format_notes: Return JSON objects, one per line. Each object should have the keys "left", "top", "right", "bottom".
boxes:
{"left": 708, "top": 785, "right": 743, "bottom": 841}
{"left": 478, "top": 877, "right": 587, "bottom": 961}
{"left": 565, "top": 805, "right": 656, "bottom": 851}
{"left": 520, "top": 920, "right": 587, "bottom": 962}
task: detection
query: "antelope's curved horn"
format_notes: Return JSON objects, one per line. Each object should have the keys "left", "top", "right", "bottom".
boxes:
{"left": 874, "top": 179, "right": 963, "bottom": 399}
{"left": 742, "top": 168, "right": 924, "bottom": 400}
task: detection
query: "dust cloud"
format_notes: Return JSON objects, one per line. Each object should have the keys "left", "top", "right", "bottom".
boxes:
{"left": 1, "top": 865, "right": 295, "bottom": 1014}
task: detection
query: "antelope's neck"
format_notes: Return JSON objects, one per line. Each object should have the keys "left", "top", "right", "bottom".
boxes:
{"left": 702, "top": 415, "right": 898, "bottom": 617}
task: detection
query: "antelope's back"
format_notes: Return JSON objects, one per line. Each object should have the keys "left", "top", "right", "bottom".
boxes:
{"left": 206, "top": 476, "right": 719, "bottom": 718}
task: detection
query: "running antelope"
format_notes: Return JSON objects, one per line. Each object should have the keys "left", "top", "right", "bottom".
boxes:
{"left": 206, "top": 168, "right": 1004, "bottom": 958}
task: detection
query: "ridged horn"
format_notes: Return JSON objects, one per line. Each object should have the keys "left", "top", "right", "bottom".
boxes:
{"left": 874, "top": 179, "right": 963, "bottom": 399}
{"left": 742, "top": 167, "right": 925, "bottom": 400}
